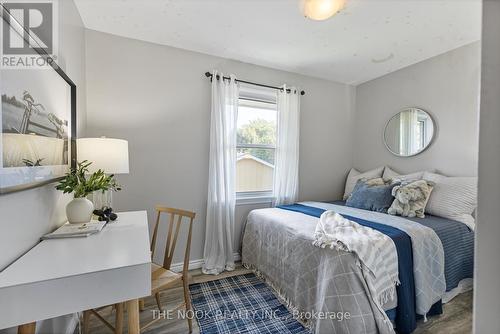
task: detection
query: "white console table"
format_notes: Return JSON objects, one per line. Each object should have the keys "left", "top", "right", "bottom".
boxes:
{"left": 0, "top": 211, "right": 151, "bottom": 334}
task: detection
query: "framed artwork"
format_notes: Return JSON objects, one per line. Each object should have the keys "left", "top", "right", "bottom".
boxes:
{"left": 0, "top": 6, "right": 76, "bottom": 194}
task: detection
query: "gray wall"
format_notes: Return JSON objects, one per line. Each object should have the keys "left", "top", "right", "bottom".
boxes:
{"left": 84, "top": 29, "right": 354, "bottom": 265}
{"left": 474, "top": 1, "right": 500, "bottom": 332}
{"left": 0, "top": 1, "right": 87, "bottom": 333}
{"left": 353, "top": 42, "right": 481, "bottom": 176}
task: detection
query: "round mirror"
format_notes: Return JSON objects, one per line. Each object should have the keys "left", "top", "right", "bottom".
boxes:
{"left": 384, "top": 108, "right": 435, "bottom": 157}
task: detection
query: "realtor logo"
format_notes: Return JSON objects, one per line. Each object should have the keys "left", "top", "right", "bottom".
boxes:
{"left": 1, "top": 0, "right": 58, "bottom": 68}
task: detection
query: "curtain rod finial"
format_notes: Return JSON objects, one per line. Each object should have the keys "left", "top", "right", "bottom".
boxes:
{"left": 205, "top": 72, "right": 212, "bottom": 78}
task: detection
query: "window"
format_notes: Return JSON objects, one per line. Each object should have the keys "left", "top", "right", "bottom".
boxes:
{"left": 236, "top": 97, "right": 277, "bottom": 198}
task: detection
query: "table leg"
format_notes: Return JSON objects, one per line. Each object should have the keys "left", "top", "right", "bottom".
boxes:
{"left": 18, "top": 322, "right": 36, "bottom": 334}
{"left": 115, "top": 303, "right": 124, "bottom": 334}
{"left": 126, "top": 299, "right": 140, "bottom": 334}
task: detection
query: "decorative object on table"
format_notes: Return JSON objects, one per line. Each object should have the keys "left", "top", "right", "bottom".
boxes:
{"left": 388, "top": 179, "right": 435, "bottom": 218}
{"left": 93, "top": 207, "right": 118, "bottom": 222}
{"left": 77, "top": 137, "right": 129, "bottom": 210}
{"left": 41, "top": 220, "right": 107, "bottom": 240}
{"left": 190, "top": 273, "right": 309, "bottom": 334}
{"left": 56, "top": 161, "right": 121, "bottom": 224}
{"left": 0, "top": 7, "right": 76, "bottom": 194}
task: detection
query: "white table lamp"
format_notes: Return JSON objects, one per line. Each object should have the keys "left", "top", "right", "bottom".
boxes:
{"left": 77, "top": 137, "right": 129, "bottom": 210}
{"left": 77, "top": 137, "right": 129, "bottom": 174}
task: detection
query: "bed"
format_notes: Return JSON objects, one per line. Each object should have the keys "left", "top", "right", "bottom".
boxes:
{"left": 241, "top": 201, "right": 474, "bottom": 334}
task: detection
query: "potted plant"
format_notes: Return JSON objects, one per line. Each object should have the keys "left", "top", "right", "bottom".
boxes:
{"left": 56, "top": 161, "right": 121, "bottom": 224}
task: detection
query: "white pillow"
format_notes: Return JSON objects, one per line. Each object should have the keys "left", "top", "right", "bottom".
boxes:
{"left": 423, "top": 171, "right": 477, "bottom": 229}
{"left": 343, "top": 167, "right": 384, "bottom": 200}
{"left": 383, "top": 166, "right": 424, "bottom": 183}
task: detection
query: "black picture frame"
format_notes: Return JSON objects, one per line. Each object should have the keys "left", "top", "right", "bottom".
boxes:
{"left": 0, "top": 4, "right": 76, "bottom": 194}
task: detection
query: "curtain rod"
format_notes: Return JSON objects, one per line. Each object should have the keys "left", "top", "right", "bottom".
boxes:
{"left": 204, "top": 72, "right": 305, "bottom": 96}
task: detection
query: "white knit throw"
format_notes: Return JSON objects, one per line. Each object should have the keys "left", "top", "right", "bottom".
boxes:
{"left": 313, "top": 210, "right": 399, "bottom": 324}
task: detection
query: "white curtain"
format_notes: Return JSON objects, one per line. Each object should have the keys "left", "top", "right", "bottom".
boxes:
{"left": 202, "top": 71, "right": 239, "bottom": 275}
{"left": 273, "top": 85, "right": 300, "bottom": 206}
{"left": 399, "top": 109, "right": 419, "bottom": 156}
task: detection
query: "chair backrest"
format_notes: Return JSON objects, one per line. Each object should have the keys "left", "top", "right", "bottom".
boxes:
{"left": 150, "top": 206, "right": 196, "bottom": 274}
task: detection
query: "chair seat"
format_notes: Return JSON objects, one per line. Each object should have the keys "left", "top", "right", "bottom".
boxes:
{"left": 151, "top": 263, "right": 182, "bottom": 293}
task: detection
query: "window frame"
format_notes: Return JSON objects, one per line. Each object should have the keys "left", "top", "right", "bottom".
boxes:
{"left": 236, "top": 89, "right": 278, "bottom": 204}
{"left": 417, "top": 119, "right": 426, "bottom": 150}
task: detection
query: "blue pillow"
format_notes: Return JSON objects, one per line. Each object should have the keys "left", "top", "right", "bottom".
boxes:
{"left": 346, "top": 179, "right": 400, "bottom": 213}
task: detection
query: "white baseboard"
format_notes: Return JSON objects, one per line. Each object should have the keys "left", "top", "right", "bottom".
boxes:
{"left": 169, "top": 252, "right": 241, "bottom": 273}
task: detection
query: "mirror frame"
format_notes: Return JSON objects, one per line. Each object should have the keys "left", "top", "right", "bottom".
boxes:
{"left": 383, "top": 107, "right": 436, "bottom": 157}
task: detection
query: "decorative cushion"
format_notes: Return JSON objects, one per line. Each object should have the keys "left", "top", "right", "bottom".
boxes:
{"left": 388, "top": 180, "right": 434, "bottom": 218}
{"left": 343, "top": 167, "right": 384, "bottom": 200}
{"left": 422, "top": 172, "right": 477, "bottom": 229}
{"left": 346, "top": 179, "right": 400, "bottom": 213}
{"left": 383, "top": 166, "right": 424, "bottom": 184}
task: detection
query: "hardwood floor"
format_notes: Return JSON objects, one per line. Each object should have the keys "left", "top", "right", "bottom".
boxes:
{"left": 76, "top": 266, "right": 472, "bottom": 334}
{"left": 414, "top": 291, "right": 473, "bottom": 334}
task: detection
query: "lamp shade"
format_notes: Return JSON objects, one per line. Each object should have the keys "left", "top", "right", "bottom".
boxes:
{"left": 77, "top": 137, "right": 129, "bottom": 174}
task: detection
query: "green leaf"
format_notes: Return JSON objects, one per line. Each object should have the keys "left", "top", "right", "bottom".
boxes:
{"left": 55, "top": 161, "right": 123, "bottom": 197}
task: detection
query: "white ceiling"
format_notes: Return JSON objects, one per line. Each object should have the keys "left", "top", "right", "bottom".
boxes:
{"left": 74, "top": 0, "right": 481, "bottom": 85}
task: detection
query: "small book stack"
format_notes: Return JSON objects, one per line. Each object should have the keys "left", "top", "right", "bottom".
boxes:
{"left": 41, "top": 220, "right": 107, "bottom": 240}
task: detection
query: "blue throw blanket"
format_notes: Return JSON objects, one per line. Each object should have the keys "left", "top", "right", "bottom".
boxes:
{"left": 278, "top": 204, "right": 418, "bottom": 334}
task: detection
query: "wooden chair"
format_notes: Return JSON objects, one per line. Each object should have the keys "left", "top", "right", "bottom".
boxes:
{"left": 141, "top": 206, "right": 196, "bottom": 332}
{"left": 82, "top": 304, "right": 123, "bottom": 334}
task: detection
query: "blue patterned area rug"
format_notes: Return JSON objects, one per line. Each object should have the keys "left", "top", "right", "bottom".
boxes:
{"left": 189, "top": 273, "right": 309, "bottom": 334}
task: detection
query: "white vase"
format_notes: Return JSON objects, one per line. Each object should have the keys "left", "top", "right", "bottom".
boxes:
{"left": 66, "top": 197, "right": 94, "bottom": 224}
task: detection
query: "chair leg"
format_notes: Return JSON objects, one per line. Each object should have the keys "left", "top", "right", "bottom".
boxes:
{"left": 155, "top": 292, "right": 162, "bottom": 311}
{"left": 115, "top": 303, "right": 124, "bottom": 334}
{"left": 82, "top": 310, "right": 91, "bottom": 334}
{"left": 183, "top": 277, "right": 193, "bottom": 333}
{"left": 139, "top": 298, "right": 145, "bottom": 311}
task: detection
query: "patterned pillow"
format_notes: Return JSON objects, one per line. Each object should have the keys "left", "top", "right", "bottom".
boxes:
{"left": 343, "top": 167, "right": 384, "bottom": 200}
{"left": 346, "top": 179, "right": 400, "bottom": 213}
{"left": 423, "top": 172, "right": 477, "bottom": 229}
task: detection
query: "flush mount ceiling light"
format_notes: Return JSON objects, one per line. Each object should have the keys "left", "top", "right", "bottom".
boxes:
{"left": 303, "top": 0, "right": 346, "bottom": 21}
